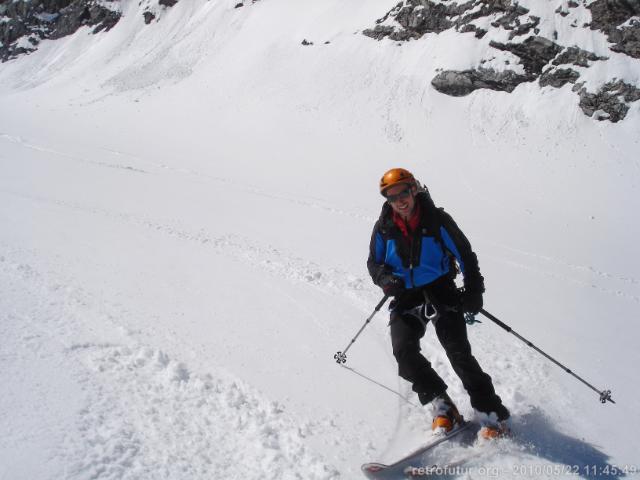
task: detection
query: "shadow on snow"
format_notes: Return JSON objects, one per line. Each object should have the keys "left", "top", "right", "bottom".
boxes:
{"left": 512, "top": 407, "right": 625, "bottom": 480}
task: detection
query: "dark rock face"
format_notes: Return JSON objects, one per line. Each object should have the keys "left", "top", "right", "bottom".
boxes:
{"left": 431, "top": 36, "right": 563, "bottom": 98}
{"left": 364, "top": 25, "right": 396, "bottom": 40}
{"left": 363, "top": 1, "right": 451, "bottom": 41}
{"left": 0, "top": 0, "right": 121, "bottom": 62}
{"left": 52, "top": 1, "right": 120, "bottom": 38}
{"left": 363, "top": 2, "right": 562, "bottom": 94}
{"left": 505, "top": 16, "right": 540, "bottom": 40}
{"left": 552, "top": 46, "right": 608, "bottom": 67}
{"left": 539, "top": 68, "right": 580, "bottom": 88}
{"left": 490, "top": 36, "right": 563, "bottom": 75}
{"left": 577, "top": 80, "right": 640, "bottom": 122}
{"left": 232, "top": 0, "right": 260, "bottom": 8}
{"left": 364, "top": 0, "right": 640, "bottom": 122}
{"left": 608, "top": 18, "right": 640, "bottom": 58}
{"left": 588, "top": 0, "right": 640, "bottom": 58}
{"left": 143, "top": 11, "right": 156, "bottom": 24}
{"left": 363, "top": 0, "right": 540, "bottom": 42}
{"left": 393, "top": 1, "right": 453, "bottom": 38}
{"left": 588, "top": 0, "right": 640, "bottom": 31}
{"left": 0, "top": 0, "right": 186, "bottom": 60}
{"left": 142, "top": 0, "right": 181, "bottom": 25}
{"left": 431, "top": 68, "right": 532, "bottom": 96}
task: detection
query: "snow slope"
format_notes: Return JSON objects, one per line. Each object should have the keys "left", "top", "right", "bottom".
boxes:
{"left": 1, "top": 0, "right": 639, "bottom": 478}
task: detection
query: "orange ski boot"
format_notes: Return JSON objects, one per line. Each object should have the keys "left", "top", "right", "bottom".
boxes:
{"left": 431, "top": 393, "right": 464, "bottom": 434}
{"left": 478, "top": 416, "right": 512, "bottom": 440}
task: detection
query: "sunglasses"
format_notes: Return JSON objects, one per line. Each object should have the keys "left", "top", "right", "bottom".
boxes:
{"left": 386, "top": 188, "right": 412, "bottom": 203}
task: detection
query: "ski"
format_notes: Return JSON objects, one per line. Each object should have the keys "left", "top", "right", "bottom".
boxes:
{"left": 361, "top": 422, "right": 473, "bottom": 480}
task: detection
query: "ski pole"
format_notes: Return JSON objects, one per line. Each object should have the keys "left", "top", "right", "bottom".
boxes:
{"left": 334, "top": 295, "right": 389, "bottom": 364}
{"left": 479, "top": 308, "right": 615, "bottom": 404}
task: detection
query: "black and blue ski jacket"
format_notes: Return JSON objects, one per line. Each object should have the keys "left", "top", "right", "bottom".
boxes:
{"left": 367, "top": 191, "right": 484, "bottom": 300}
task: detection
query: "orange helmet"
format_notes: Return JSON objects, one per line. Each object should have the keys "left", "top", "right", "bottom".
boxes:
{"left": 379, "top": 168, "right": 416, "bottom": 195}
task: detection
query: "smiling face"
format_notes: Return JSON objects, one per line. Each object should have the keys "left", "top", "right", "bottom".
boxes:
{"left": 385, "top": 183, "right": 417, "bottom": 220}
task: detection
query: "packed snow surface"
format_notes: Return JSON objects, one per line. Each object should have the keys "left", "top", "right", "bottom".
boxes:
{"left": 1, "top": 0, "right": 639, "bottom": 479}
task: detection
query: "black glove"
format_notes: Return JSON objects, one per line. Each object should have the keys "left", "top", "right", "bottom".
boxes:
{"left": 378, "top": 273, "right": 405, "bottom": 297}
{"left": 461, "top": 291, "right": 483, "bottom": 315}
{"left": 463, "top": 273, "right": 485, "bottom": 295}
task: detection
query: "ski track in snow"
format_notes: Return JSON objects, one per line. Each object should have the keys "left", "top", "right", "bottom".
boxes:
{"left": 0, "top": 249, "right": 340, "bottom": 480}
{"left": 485, "top": 253, "right": 640, "bottom": 304}
{"left": 2, "top": 131, "right": 638, "bottom": 304}
{"left": 3, "top": 180, "right": 638, "bottom": 310}
{"left": 0, "top": 133, "right": 149, "bottom": 174}
{"left": 0, "top": 133, "right": 373, "bottom": 223}
{"left": 483, "top": 240, "right": 640, "bottom": 291}
{"left": 0, "top": 187, "right": 375, "bottom": 306}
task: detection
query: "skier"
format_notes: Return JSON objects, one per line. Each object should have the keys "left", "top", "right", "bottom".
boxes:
{"left": 367, "top": 167, "right": 511, "bottom": 439}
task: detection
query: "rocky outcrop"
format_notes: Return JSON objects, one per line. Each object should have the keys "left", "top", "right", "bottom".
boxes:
{"left": 231, "top": 0, "right": 261, "bottom": 9}
{"left": 431, "top": 37, "right": 563, "bottom": 96}
{"left": 391, "top": 1, "right": 453, "bottom": 37}
{"left": 431, "top": 68, "right": 532, "bottom": 96}
{"left": 588, "top": 0, "right": 640, "bottom": 33}
{"left": 608, "top": 18, "right": 640, "bottom": 58}
{"left": 0, "top": 0, "right": 120, "bottom": 62}
{"left": 141, "top": 0, "right": 180, "bottom": 25}
{"left": 489, "top": 36, "right": 563, "bottom": 75}
{"left": 143, "top": 11, "right": 156, "bottom": 24}
{"left": 363, "top": 1, "right": 452, "bottom": 40}
{"left": 364, "top": 0, "right": 640, "bottom": 122}
{"left": 51, "top": 1, "right": 119, "bottom": 38}
{"left": 0, "top": 0, "right": 183, "bottom": 58}
{"left": 588, "top": 0, "right": 640, "bottom": 59}
{"left": 577, "top": 80, "right": 640, "bottom": 122}
{"left": 539, "top": 68, "right": 580, "bottom": 88}
{"left": 552, "top": 46, "right": 608, "bottom": 67}
{"left": 363, "top": 0, "right": 540, "bottom": 42}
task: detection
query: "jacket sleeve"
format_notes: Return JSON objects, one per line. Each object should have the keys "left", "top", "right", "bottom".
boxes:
{"left": 367, "top": 220, "right": 387, "bottom": 286}
{"left": 437, "top": 209, "right": 485, "bottom": 294}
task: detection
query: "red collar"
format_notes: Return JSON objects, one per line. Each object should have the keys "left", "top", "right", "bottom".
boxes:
{"left": 392, "top": 203, "right": 420, "bottom": 237}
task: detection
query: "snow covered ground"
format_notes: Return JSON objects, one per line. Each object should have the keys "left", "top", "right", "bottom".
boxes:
{"left": 1, "top": 0, "right": 639, "bottom": 478}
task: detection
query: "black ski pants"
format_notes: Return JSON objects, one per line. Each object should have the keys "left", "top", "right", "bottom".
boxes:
{"left": 390, "top": 306, "right": 509, "bottom": 418}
